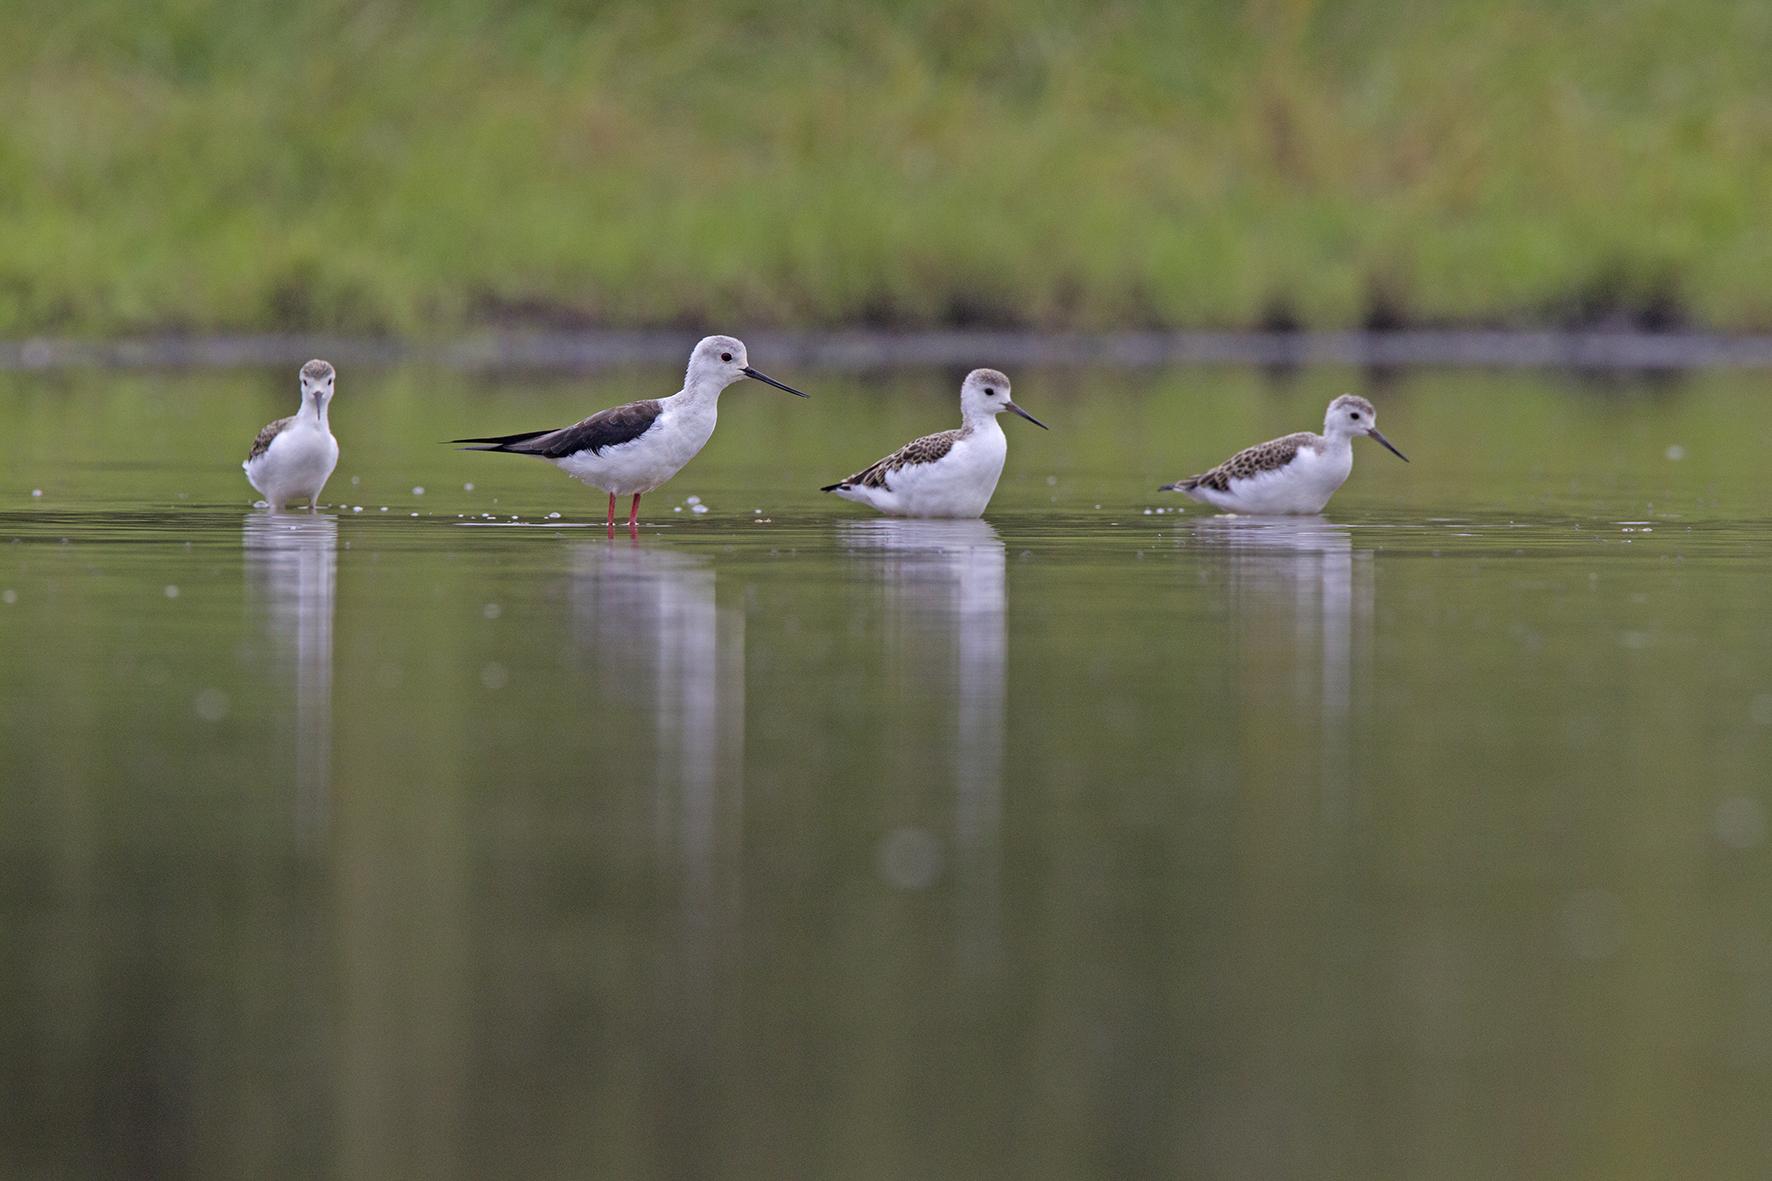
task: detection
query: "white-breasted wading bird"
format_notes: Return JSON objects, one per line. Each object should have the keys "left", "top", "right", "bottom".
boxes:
{"left": 244, "top": 359, "right": 340, "bottom": 512}
{"left": 450, "top": 335, "right": 808, "bottom": 532}
{"left": 820, "top": 368, "right": 1046, "bottom": 519}
{"left": 1159, "top": 393, "right": 1407, "bottom": 515}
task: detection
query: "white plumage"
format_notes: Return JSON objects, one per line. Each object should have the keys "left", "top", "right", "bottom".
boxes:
{"left": 1161, "top": 394, "right": 1407, "bottom": 515}
{"left": 453, "top": 335, "right": 807, "bottom": 530}
{"left": 822, "top": 369, "right": 1047, "bottom": 519}
{"left": 243, "top": 360, "right": 340, "bottom": 512}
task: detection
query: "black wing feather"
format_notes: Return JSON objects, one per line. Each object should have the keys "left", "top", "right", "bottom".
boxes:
{"left": 452, "top": 400, "right": 664, "bottom": 457}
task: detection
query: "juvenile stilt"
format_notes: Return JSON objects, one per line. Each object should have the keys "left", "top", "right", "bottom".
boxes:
{"left": 243, "top": 360, "right": 340, "bottom": 512}
{"left": 821, "top": 369, "right": 1047, "bottom": 519}
{"left": 1159, "top": 393, "right": 1408, "bottom": 515}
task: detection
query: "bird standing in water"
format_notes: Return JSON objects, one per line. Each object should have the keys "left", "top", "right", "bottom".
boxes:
{"left": 821, "top": 368, "right": 1046, "bottom": 518}
{"left": 451, "top": 335, "right": 809, "bottom": 533}
{"left": 243, "top": 359, "right": 340, "bottom": 512}
{"left": 1160, "top": 394, "right": 1407, "bottom": 515}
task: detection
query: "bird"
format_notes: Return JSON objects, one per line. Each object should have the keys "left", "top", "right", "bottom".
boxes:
{"left": 244, "top": 359, "right": 340, "bottom": 512}
{"left": 820, "top": 368, "right": 1046, "bottom": 519}
{"left": 1159, "top": 393, "right": 1407, "bottom": 515}
{"left": 450, "top": 335, "right": 808, "bottom": 532}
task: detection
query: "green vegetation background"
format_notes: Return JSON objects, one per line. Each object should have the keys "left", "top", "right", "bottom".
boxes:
{"left": 5, "top": 0, "right": 1770, "bottom": 336}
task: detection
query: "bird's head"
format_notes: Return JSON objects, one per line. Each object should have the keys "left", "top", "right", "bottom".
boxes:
{"left": 301, "top": 359, "right": 335, "bottom": 412}
{"left": 685, "top": 335, "right": 808, "bottom": 398}
{"left": 1325, "top": 393, "right": 1406, "bottom": 460}
{"left": 961, "top": 368, "right": 1047, "bottom": 429}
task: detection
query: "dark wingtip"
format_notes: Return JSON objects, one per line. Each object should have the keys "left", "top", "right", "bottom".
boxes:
{"left": 819, "top": 482, "right": 845, "bottom": 493}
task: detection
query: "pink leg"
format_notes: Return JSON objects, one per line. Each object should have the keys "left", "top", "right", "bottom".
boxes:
{"left": 606, "top": 492, "right": 616, "bottom": 528}
{"left": 627, "top": 493, "right": 642, "bottom": 534}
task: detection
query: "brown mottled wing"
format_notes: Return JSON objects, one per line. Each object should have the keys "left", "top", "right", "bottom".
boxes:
{"left": 248, "top": 416, "right": 293, "bottom": 461}
{"left": 452, "top": 399, "right": 663, "bottom": 457}
{"left": 1168, "top": 431, "right": 1315, "bottom": 492}
{"left": 824, "top": 429, "right": 961, "bottom": 490}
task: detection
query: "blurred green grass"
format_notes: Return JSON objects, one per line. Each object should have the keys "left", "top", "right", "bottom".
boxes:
{"left": 4, "top": 0, "right": 1771, "bottom": 335}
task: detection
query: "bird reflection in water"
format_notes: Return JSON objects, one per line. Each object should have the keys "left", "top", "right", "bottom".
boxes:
{"left": 839, "top": 519, "right": 1007, "bottom": 970}
{"left": 243, "top": 510, "right": 337, "bottom": 840}
{"left": 1189, "top": 515, "right": 1371, "bottom": 825}
{"left": 568, "top": 541, "right": 745, "bottom": 967}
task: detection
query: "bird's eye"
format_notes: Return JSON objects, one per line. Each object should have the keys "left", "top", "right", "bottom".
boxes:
{"left": 721, "top": 352, "right": 732, "bottom": 363}
{"left": 1351, "top": 412, "right": 1361, "bottom": 420}
{"left": 984, "top": 388, "right": 996, "bottom": 397}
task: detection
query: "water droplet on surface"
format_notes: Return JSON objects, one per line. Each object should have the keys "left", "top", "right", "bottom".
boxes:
{"left": 193, "top": 688, "right": 230, "bottom": 722}
{"left": 1751, "top": 694, "right": 1772, "bottom": 726}
{"left": 1715, "top": 797, "right": 1767, "bottom": 850}
{"left": 875, "top": 827, "right": 943, "bottom": 891}
{"left": 1560, "top": 889, "right": 1626, "bottom": 960}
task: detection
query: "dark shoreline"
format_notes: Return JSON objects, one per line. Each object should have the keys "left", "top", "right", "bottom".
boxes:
{"left": 9, "top": 329, "right": 1772, "bottom": 372}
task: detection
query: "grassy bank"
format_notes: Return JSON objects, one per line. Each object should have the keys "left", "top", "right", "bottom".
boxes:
{"left": 4, "top": 0, "right": 1771, "bottom": 336}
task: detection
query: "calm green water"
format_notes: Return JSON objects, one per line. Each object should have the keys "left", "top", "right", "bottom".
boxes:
{"left": 4, "top": 365, "right": 1772, "bottom": 1178}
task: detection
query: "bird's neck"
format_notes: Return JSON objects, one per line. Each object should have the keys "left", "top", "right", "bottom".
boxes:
{"left": 300, "top": 398, "right": 328, "bottom": 428}
{"left": 960, "top": 412, "right": 1001, "bottom": 436}
{"left": 679, "top": 377, "right": 729, "bottom": 406}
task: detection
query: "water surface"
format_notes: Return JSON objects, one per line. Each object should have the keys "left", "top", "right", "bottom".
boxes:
{"left": 3, "top": 365, "right": 1771, "bottom": 1177}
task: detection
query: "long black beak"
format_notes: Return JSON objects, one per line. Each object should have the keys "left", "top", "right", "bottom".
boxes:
{"left": 1368, "top": 426, "right": 1408, "bottom": 462}
{"left": 1006, "top": 400, "right": 1049, "bottom": 429}
{"left": 742, "top": 366, "right": 809, "bottom": 398}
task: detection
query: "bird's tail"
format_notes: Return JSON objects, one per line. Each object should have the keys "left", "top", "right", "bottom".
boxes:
{"left": 447, "top": 428, "right": 555, "bottom": 453}
{"left": 818, "top": 481, "right": 849, "bottom": 493}
{"left": 1157, "top": 477, "right": 1199, "bottom": 492}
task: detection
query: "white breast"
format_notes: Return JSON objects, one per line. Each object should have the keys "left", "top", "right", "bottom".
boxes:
{"left": 245, "top": 420, "right": 339, "bottom": 504}
{"left": 1204, "top": 442, "right": 1352, "bottom": 514}
{"left": 864, "top": 424, "right": 1008, "bottom": 518}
